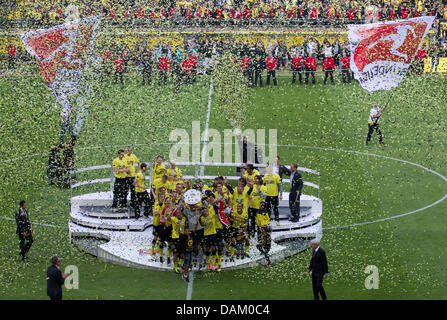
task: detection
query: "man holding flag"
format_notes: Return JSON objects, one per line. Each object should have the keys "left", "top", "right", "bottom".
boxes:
{"left": 348, "top": 16, "right": 434, "bottom": 144}
{"left": 366, "top": 103, "right": 385, "bottom": 146}
{"left": 20, "top": 12, "right": 101, "bottom": 145}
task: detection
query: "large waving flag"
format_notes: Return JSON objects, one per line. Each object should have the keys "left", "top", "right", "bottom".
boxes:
{"left": 21, "top": 15, "right": 101, "bottom": 136}
{"left": 348, "top": 16, "right": 435, "bottom": 94}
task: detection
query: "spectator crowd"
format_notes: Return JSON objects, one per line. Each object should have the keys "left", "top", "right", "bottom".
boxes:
{"left": 2, "top": 0, "right": 447, "bottom": 27}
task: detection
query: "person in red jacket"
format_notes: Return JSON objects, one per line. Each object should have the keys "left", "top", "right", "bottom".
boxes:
{"left": 291, "top": 53, "right": 303, "bottom": 85}
{"left": 340, "top": 51, "right": 351, "bottom": 84}
{"left": 266, "top": 54, "right": 278, "bottom": 86}
{"left": 182, "top": 57, "right": 193, "bottom": 85}
{"left": 240, "top": 55, "right": 250, "bottom": 81}
{"left": 322, "top": 56, "right": 335, "bottom": 85}
{"left": 189, "top": 54, "right": 198, "bottom": 83}
{"left": 7, "top": 43, "right": 16, "bottom": 69}
{"left": 304, "top": 52, "right": 317, "bottom": 85}
{"left": 114, "top": 55, "right": 124, "bottom": 85}
{"left": 158, "top": 53, "right": 171, "bottom": 86}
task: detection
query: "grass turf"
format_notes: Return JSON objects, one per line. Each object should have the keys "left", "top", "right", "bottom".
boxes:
{"left": 0, "top": 69, "right": 446, "bottom": 299}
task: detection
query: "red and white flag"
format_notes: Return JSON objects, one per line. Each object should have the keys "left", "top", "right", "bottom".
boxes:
{"left": 348, "top": 16, "right": 434, "bottom": 94}
{"left": 21, "top": 16, "right": 101, "bottom": 134}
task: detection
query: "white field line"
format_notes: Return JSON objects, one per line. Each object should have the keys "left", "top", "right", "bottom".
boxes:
{"left": 186, "top": 271, "right": 194, "bottom": 300}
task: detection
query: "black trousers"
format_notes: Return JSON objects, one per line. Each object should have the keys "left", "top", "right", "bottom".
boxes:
{"left": 253, "top": 70, "right": 263, "bottom": 87}
{"left": 18, "top": 232, "right": 33, "bottom": 258}
{"left": 341, "top": 69, "right": 351, "bottom": 83}
{"left": 265, "top": 196, "right": 279, "bottom": 222}
{"left": 366, "top": 123, "right": 383, "bottom": 144}
{"left": 158, "top": 70, "right": 168, "bottom": 85}
{"left": 135, "top": 191, "right": 152, "bottom": 217}
{"left": 289, "top": 192, "right": 301, "bottom": 221}
{"left": 324, "top": 70, "right": 334, "bottom": 84}
{"left": 8, "top": 55, "right": 15, "bottom": 69}
{"left": 112, "top": 177, "right": 127, "bottom": 208}
{"left": 266, "top": 70, "right": 277, "bottom": 86}
{"left": 312, "top": 273, "right": 327, "bottom": 300}
{"left": 292, "top": 70, "right": 302, "bottom": 84}
{"left": 114, "top": 70, "right": 123, "bottom": 84}
{"left": 125, "top": 177, "right": 137, "bottom": 208}
{"left": 248, "top": 208, "right": 258, "bottom": 237}
{"left": 305, "top": 70, "right": 315, "bottom": 84}
{"left": 142, "top": 69, "right": 152, "bottom": 85}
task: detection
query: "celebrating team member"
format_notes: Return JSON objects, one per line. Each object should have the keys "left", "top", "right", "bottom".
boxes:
{"left": 179, "top": 201, "right": 204, "bottom": 270}
{"left": 152, "top": 174, "right": 170, "bottom": 199}
{"left": 366, "top": 102, "right": 386, "bottom": 146}
{"left": 200, "top": 205, "right": 218, "bottom": 271}
{"left": 124, "top": 146, "right": 140, "bottom": 211}
{"left": 158, "top": 52, "right": 171, "bottom": 86}
{"left": 232, "top": 184, "right": 250, "bottom": 211}
{"left": 112, "top": 150, "right": 129, "bottom": 212}
{"left": 167, "top": 206, "right": 185, "bottom": 273}
{"left": 151, "top": 192, "right": 165, "bottom": 256}
{"left": 263, "top": 166, "right": 282, "bottom": 226}
{"left": 15, "top": 200, "right": 33, "bottom": 262}
{"left": 340, "top": 51, "right": 351, "bottom": 84}
{"left": 247, "top": 176, "right": 267, "bottom": 237}
{"left": 167, "top": 160, "right": 183, "bottom": 191}
{"left": 242, "top": 163, "right": 260, "bottom": 182}
{"left": 134, "top": 163, "right": 151, "bottom": 219}
{"left": 230, "top": 203, "right": 249, "bottom": 260}
{"left": 151, "top": 155, "right": 166, "bottom": 184}
{"left": 181, "top": 226, "right": 194, "bottom": 282}
{"left": 291, "top": 53, "right": 303, "bottom": 85}
{"left": 255, "top": 201, "right": 272, "bottom": 267}
{"left": 304, "top": 52, "right": 317, "bottom": 85}
{"left": 266, "top": 54, "right": 278, "bottom": 86}
{"left": 157, "top": 195, "right": 174, "bottom": 263}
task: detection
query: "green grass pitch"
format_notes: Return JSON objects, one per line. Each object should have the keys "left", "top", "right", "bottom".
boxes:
{"left": 0, "top": 69, "right": 446, "bottom": 299}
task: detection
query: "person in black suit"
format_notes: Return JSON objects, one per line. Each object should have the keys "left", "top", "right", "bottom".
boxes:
{"left": 47, "top": 256, "right": 68, "bottom": 300}
{"left": 15, "top": 200, "right": 33, "bottom": 262}
{"left": 307, "top": 239, "right": 329, "bottom": 300}
{"left": 284, "top": 163, "right": 303, "bottom": 222}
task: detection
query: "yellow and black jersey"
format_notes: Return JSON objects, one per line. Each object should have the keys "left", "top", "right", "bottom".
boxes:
{"left": 135, "top": 172, "right": 146, "bottom": 193}
{"left": 263, "top": 173, "right": 281, "bottom": 197}
{"left": 249, "top": 185, "right": 267, "bottom": 209}
{"left": 231, "top": 208, "right": 248, "bottom": 229}
{"left": 151, "top": 163, "right": 166, "bottom": 184}
{"left": 255, "top": 211, "right": 270, "bottom": 228}
{"left": 112, "top": 157, "right": 128, "bottom": 179}
{"left": 124, "top": 153, "right": 139, "bottom": 178}
{"left": 200, "top": 209, "right": 217, "bottom": 236}
{"left": 152, "top": 178, "right": 170, "bottom": 196}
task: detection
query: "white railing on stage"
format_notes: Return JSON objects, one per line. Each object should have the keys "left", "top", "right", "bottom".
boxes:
{"left": 70, "top": 162, "right": 321, "bottom": 199}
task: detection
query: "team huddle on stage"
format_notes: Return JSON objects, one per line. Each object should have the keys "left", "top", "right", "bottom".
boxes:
{"left": 111, "top": 147, "right": 302, "bottom": 282}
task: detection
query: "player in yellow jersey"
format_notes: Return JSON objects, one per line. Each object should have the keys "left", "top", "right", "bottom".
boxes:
{"left": 263, "top": 165, "right": 282, "bottom": 226}
{"left": 242, "top": 163, "right": 260, "bottom": 182}
{"left": 112, "top": 149, "right": 130, "bottom": 212}
{"left": 199, "top": 206, "right": 218, "bottom": 271}
{"left": 124, "top": 146, "right": 140, "bottom": 210}
{"left": 230, "top": 203, "right": 249, "bottom": 260}
{"left": 159, "top": 196, "right": 176, "bottom": 264}
{"left": 151, "top": 174, "right": 170, "bottom": 199}
{"left": 151, "top": 155, "right": 166, "bottom": 184}
{"left": 151, "top": 192, "right": 165, "bottom": 256}
{"left": 255, "top": 201, "right": 272, "bottom": 267}
{"left": 232, "top": 184, "right": 250, "bottom": 211}
{"left": 167, "top": 208, "right": 186, "bottom": 273}
{"left": 133, "top": 163, "right": 151, "bottom": 219}
{"left": 247, "top": 175, "right": 267, "bottom": 237}
{"left": 166, "top": 160, "right": 183, "bottom": 190}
